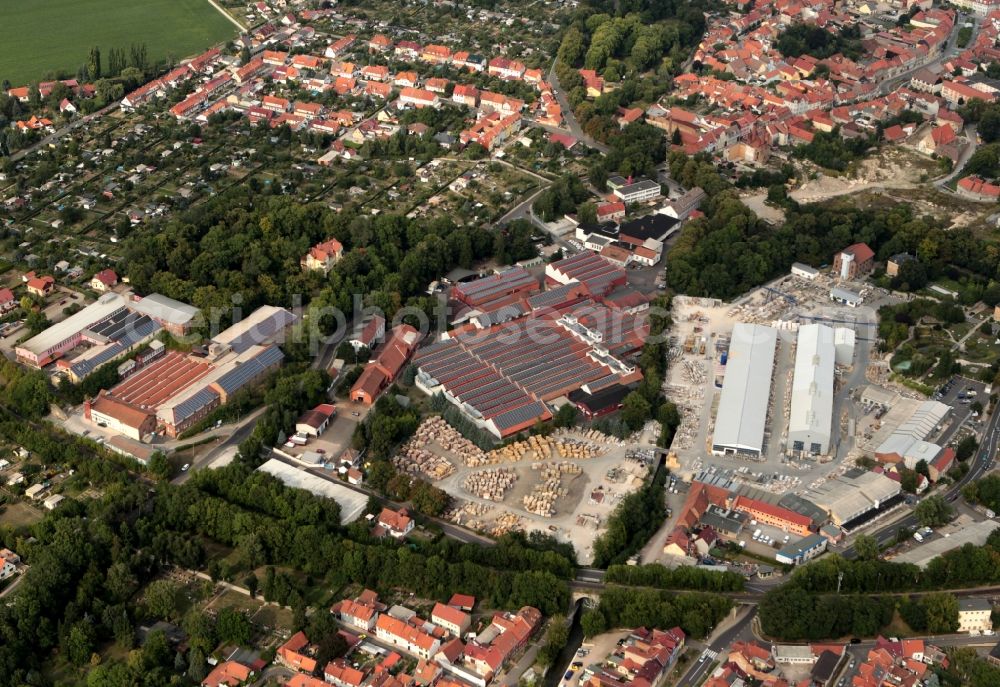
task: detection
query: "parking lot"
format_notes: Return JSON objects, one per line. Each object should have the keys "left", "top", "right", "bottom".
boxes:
{"left": 278, "top": 401, "right": 368, "bottom": 467}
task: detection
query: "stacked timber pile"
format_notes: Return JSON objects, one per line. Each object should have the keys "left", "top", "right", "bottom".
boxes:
{"left": 554, "top": 439, "right": 603, "bottom": 459}
{"left": 522, "top": 461, "right": 582, "bottom": 517}
{"left": 395, "top": 416, "right": 486, "bottom": 472}
{"left": 392, "top": 447, "right": 455, "bottom": 480}
{"left": 463, "top": 468, "right": 517, "bottom": 501}
{"left": 490, "top": 513, "right": 525, "bottom": 536}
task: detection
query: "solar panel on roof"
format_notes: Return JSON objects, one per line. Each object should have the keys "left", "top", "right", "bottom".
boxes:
{"left": 172, "top": 387, "right": 221, "bottom": 423}
{"left": 69, "top": 319, "right": 162, "bottom": 379}
{"left": 214, "top": 346, "right": 284, "bottom": 394}
{"left": 490, "top": 401, "right": 548, "bottom": 430}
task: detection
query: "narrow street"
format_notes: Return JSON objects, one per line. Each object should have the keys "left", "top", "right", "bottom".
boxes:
{"left": 545, "top": 59, "right": 610, "bottom": 154}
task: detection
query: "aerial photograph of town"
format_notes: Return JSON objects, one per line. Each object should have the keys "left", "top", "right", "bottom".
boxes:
{"left": 10, "top": 0, "right": 1000, "bottom": 685}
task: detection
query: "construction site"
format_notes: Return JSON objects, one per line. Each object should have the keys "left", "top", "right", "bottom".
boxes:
{"left": 391, "top": 416, "right": 653, "bottom": 564}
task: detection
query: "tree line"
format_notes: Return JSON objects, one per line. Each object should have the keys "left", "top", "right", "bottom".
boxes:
{"left": 581, "top": 587, "right": 732, "bottom": 640}
{"left": 604, "top": 563, "right": 745, "bottom": 591}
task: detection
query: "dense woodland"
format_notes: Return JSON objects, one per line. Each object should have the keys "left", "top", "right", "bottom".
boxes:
{"left": 665, "top": 153, "right": 1000, "bottom": 301}
{"left": 776, "top": 23, "right": 863, "bottom": 60}
{"left": 553, "top": 0, "right": 714, "bottom": 145}
{"left": 121, "top": 189, "right": 538, "bottom": 330}
{"left": 0, "top": 434, "right": 576, "bottom": 686}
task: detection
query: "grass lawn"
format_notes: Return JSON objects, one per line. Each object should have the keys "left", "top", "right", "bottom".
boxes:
{"left": 0, "top": 501, "right": 45, "bottom": 530}
{"left": 0, "top": 0, "right": 238, "bottom": 86}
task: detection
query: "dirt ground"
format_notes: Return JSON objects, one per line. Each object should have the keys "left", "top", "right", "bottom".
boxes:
{"left": 400, "top": 426, "right": 653, "bottom": 565}
{"left": 790, "top": 147, "right": 933, "bottom": 204}
{"left": 0, "top": 501, "right": 44, "bottom": 529}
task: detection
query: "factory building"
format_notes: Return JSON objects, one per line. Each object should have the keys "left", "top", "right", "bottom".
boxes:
{"left": 711, "top": 324, "right": 778, "bottom": 458}
{"left": 788, "top": 324, "right": 836, "bottom": 456}
{"left": 805, "top": 470, "right": 902, "bottom": 529}
{"left": 874, "top": 400, "right": 951, "bottom": 468}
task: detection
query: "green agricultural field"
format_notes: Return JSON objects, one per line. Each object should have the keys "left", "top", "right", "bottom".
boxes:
{"left": 0, "top": 0, "right": 240, "bottom": 86}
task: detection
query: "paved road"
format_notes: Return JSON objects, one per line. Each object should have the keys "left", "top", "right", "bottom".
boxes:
{"left": 267, "top": 451, "right": 496, "bottom": 546}
{"left": 171, "top": 406, "right": 268, "bottom": 484}
{"left": 545, "top": 59, "right": 610, "bottom": 154}
{"left": 675, "top": 606, "right": 757, "bottom": 687}
{"left": 935, "top": 124, "right": 978, "bottom": 192}
{"left": 9, "top": 101, "right": 119, "bottom": 161}
{"left": 876, "top": 14, "right": 970, "bottom": 97}
{"left": 839, "top": 399, "right": 1000, "bottom": 559}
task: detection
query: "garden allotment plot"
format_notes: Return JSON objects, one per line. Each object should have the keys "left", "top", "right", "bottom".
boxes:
{"left": 0, "top": 0, "right": 238, "bottom": 85}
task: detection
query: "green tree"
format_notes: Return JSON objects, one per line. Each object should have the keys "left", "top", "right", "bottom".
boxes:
{"left": 915, "top": 494, "right": 952, "bottom": 528}
{"left": 537, "top": 616, "right": 568, "bottom": 666}
{"left": 143, "top": 579, "right": 182, "bottom": 620}
{"left": 854, "top": 534, "right": 880, "bottom": 561}
{"left": 88, "top": 46, "right": 102, "bottom": 80}
{"left": 244, "top": 573, "right": 259, "bottom": 599}
{"left": 554, "top": 403, "right": 579, "bottom": 428}
{"left": 581, "top": 609, "right": 607, "bottom": 637}
{"left": 621, "top": 391, "right": 652, "bottom": 432}
{"left": 216, "top": 608, "right": 253, "bottom": 645}
{"left": 922, "top": 593, "right": 959, "bottom": 633}
{"left": 956, "top": 435, "right": 978, "bottom": 462}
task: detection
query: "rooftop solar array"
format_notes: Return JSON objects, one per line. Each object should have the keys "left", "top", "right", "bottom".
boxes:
{"left": 526, "top": 283, "right": 587, "bottom": 311}
{"left": 85, "top": 312, "right": 157, "bottom": 343}
{"left": 452, "top": 267, "right": 538, "bottom": 307}
{"left": 417, "top": 315, "right": 618, "bottom": 427}
{"left": 168, "top": 387, "right": 221, "bottom": 425}
{"left": 214, "top": 345, "right": 284, "bottom": 395}
{"left": 69, "top": 317, "right": 161, "bottom": 380}
{"left": 548, "top": 253, "right": 625, "bottom": 296}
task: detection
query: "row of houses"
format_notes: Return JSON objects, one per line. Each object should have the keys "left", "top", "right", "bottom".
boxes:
{"left": 330, "top": 590, "right": 541, "bottom": 685}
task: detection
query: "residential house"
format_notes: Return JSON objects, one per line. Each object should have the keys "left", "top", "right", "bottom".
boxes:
{"left": 332, "top": 594, "right": 379, "bottom": 631}
{"left": 324, "top": 659, "right": 366, "bottom": 687}
{"left": 375, "top": 507, "right": 414, "bottom": 538}
{"left": 399, "top": 87, "right": 439, "bottom": 109}
{"left": 278, "top": 631, "right": 319, "bottom": 673}
{"left": 431, "top": 602, "right": 471, "bottom": 637}
{"left": 596, "top": 201, "right": 626, "bottom": 223}
{"left": 26, "top": 275, "right": 55, "bottom": 298}
{"left": 0, "top": 287, "right": 16, "bottom": 314}
{"left": 0, "top": 549, "right": 18, "bottom": 581}
{"left": 453, "top": 85, "right": 480, "bottom": 107}
{"left": 373, "top": 614, "right": 441, "bottom": 659}
{"left": 301, "top": 238, "right": 344, "bottom": 274}
{"left": 958, "top": 598, "right": 993, "bottom": 633}
{"left": 350, "top": 315, "right": 385, "bottom": 351}
{"left": 369, "top": 35, "right": 393, "bottom": 53}
{"left": 202, "top": 661, "right": 254, "bottom": 687}
{"left": 90, "top": 268, "right": 118, "bottom": 293}
{"left": 957, "top": 175, "right": 1000, "bottom": 200}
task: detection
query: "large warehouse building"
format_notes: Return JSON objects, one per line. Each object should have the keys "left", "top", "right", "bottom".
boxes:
{"left": 711, "top": 323, "right": 778, "bottom": 458}
{"left": 16, "top": 292, "right": 200, "bottom": 369}
{"left": 417, "top": 254, "right": 648, "bottom": 438}
{"left": 787, "top": 324, "right": 836, "bottom": 456}
{"left": 83, "top": 306, "right": 292, "bottom": 440}
{"left": 805, "top": 469, "right": 902, "bottom": 529}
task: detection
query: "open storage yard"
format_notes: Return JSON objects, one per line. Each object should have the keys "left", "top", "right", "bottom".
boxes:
{"left": 0, "top": 0, "right": 238, "bottom": 85}
{"left": 394, "top": 417, "right": 652, "bottom": 564}
{"left": 662, "top": 269, "right": 915, "bottom": 496}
